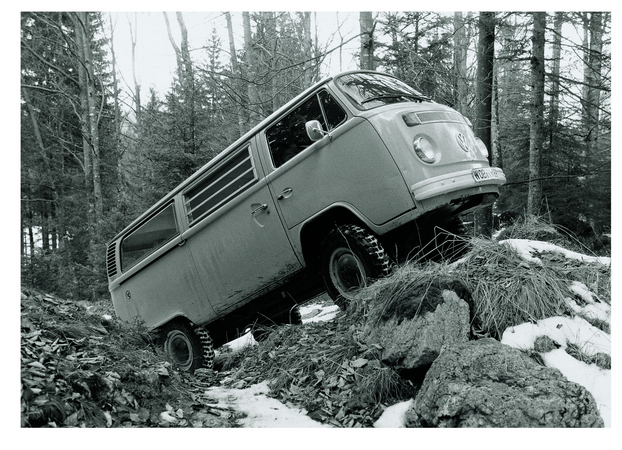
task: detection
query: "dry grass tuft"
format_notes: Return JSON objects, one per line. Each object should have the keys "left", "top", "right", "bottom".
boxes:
{"left": 565, "top": 343, "right": 611, "bottom": 370}
{"left": 497, "top": 214, "right": 560, "bottom": 239}
{"left": 351, "top": 262, "right": 472, "bottom": 327}
{"left": 453, "top": 238, "right": 572, "bottom": 339}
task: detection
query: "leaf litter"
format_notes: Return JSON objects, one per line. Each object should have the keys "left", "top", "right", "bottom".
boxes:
{"left": 20, "top": 220, "right": 611, "bottom": 428}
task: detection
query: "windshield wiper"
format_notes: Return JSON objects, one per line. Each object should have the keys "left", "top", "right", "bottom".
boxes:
{"left": 361, "top": 94, "right": 429, "bottom": 105}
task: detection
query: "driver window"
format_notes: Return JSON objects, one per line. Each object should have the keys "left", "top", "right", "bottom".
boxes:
{"left": 266, "top": 90, "right": 346, "bottom": 168}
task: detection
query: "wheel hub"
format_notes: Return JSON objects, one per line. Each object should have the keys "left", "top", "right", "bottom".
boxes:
{"left": 165, "top": 330, "right": 194, "bottom": 370}
{"left": 330, "top": 248, "right": 366, "bottom": 298}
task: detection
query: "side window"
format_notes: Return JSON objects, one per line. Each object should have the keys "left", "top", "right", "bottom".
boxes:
{"left": 266, "top": 90, "right": 347, "bottom": 168}
{"left": 121, "top": 203, "right": 178, "bottom": 271}
{"left": 184, "top": 145, "right": 258, "bottom": 225}
{"left": 318, "top": 90, "right": 348, "bottom": 130}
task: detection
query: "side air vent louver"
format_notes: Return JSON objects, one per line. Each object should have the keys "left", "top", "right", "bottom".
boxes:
{"left": 106, "top": 243, "right": 118, "bottom": 278}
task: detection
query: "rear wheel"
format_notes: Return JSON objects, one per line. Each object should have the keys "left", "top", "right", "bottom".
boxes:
{"left": 161, "top": 322, "right": 215, "bottom": 372}
{"left": 320, "top": 224, "right": 390, "bottom": 309}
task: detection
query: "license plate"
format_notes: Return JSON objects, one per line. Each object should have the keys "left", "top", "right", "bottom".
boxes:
{"left": 472, "top": 168, "right": 500, "bottom": 182}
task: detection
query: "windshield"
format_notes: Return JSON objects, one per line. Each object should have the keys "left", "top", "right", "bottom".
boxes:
{"left": 334, "top": 72, "right": 430, "bottom": 110}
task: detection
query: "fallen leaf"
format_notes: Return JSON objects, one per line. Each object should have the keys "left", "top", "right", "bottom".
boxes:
{"left": 138, "top": 407, "right": 150, "bottom": 421}
{"left": 65, "top": 412, "right": 79, "bottom": 427}
{"left": 160, "top": 411, "right": 177, "bottom": 423}
{"left": 28, "top": 361, "right": 47, "bottom": 370}
{"left": 351, "top": 358, "right": 368, "bottom": 368}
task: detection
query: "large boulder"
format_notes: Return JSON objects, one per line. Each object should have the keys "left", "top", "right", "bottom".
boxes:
{"left": 405, "top": 338, "right": 603, "bottom": 428}
{"left": 360, "top": 289, "right": 470, "bottom": 370}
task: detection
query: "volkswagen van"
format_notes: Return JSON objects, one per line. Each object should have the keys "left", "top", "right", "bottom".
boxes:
{"left": 106, "top": 70, "right": 506, "bottom": 371}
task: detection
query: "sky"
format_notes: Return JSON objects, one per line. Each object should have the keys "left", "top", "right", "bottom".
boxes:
{"left": 107, "top": 11, "right": 362, "bottom": 105}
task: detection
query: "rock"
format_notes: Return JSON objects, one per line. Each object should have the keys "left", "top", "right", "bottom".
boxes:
{"left": 405, "top": 338, "right": 603, "bottom": 428}
{"left": 360, "top": 290, "right": 470, "bottom": 369}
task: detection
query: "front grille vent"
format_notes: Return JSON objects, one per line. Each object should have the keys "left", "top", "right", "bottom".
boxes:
{"left": 416, "top": 111, "right": 465, "bottom": 124}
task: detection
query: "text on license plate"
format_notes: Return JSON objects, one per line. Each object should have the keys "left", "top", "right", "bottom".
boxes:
{"left": 472, "top": 168, "right": 499, "bottom": 182}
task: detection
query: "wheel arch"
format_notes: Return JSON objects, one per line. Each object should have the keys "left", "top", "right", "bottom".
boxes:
{"left": 299, "top": 204, "right": 375, "bottom": 270}
{"left": 155, "top": 314, "right": 196, "bottom": 337}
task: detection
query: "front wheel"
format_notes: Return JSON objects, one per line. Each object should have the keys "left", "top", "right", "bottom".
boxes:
{"left": 320, "top": 224, "right": 390, "bottom": 309}
{"left": 161, "top": 322, "right": 215, "bottom": 372}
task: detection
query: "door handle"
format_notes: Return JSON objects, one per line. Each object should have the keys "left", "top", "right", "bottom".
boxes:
{"left": 277, "top": 187, "right": 293, "bottom": 201}
{"left": 251, "top": 203, "right": 269, "bottom": 215}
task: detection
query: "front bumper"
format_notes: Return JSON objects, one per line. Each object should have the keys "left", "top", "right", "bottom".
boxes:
{"left": 411, "top": 167, "right": 506, "bottom": 201}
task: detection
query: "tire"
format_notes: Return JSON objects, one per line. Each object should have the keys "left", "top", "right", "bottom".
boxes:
{"left": 161, "top": 322, "right": 215, "bottom": 373}
{"left": 320, "top": 224, "right": 390, "bottom": 309}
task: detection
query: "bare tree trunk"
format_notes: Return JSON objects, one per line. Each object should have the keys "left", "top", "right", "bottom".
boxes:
{"left": 300, "top": 12, "right": 313, "bottom": 86}
{"left": 492, "top": 68, "right": 503, "bottom": 169}
{"left": 163, "top": 12, "right": 183, "bottom": 72}
{"left": 579, "top": 13, "right": 591, "bottom": 160}
{"left": 527, "top": 12, "right": 546, "bottom": 217}
{"left": 108, "top": 14, "right": 122, "bottom": 151}
{"left": 243, "top": 11, "right": 261, "bottom": 127}
{"left": 127, "top": 13, "right": 141, "bottom": 128}
{"left": 336, "top": 12, "right": 344, "bottom": 72}
{"left": 163, "top": 12, "right": 197, "bottom": 152}
{"left": 108, "top": 13, "right": 124, "bottom": 205}
{"left": 225, "top": 12, "right": 246, "bottom": 137}
{"left": 72, "top": 12, "right": 95, "bottom": 231}
{"left": 359, "top": 12, "right": 374, "bottom": 70}
{"left": 474, "top": 12, "right": 495, "bottom": 236}
{"left": 549, "top": 13, "right": 563, "bottom": 150}
{"left": 453, "top": 12, "right": 469, "bottom": 114}
{"left": 83, "top": 18, "right": 103, "bottom": 222}
{"left": 72, "top": 13, "right": 103, "bottom": 223}
{"left": 177, "top": 12, "right": 196, "bottom": 153}
{"left": 266, "top": 12, "right": 279, "bottom": 113}
{"left": 585, "top": 12, "right": 603, "bottom": 158}
{"left": 22, "top": 85, "right": 57, "bottom": 252}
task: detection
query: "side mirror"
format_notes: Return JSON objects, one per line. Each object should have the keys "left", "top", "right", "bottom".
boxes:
{"left": 305, "top": 120, "right": 328, "bottom": 142}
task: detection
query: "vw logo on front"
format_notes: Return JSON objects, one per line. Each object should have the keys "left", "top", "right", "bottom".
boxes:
{"left": 456, "top": 133, "right": 470, "bottom": 152}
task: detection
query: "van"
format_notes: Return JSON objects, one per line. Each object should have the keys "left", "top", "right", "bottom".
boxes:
{"left": 106, "top": 70, "right": 506, "bottom": 371}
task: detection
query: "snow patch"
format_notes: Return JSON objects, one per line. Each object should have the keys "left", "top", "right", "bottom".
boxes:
{"left": 205, "top": 381, "right": 332, "bottom": 428}
{"left": 373, "top": 400, "right": 413, "bottom": 428}
{"left": 500, "top": 239, "right": 611, "bottom": 266}
{"left": 567, "top": 281, "right": 610, "bottom": 323}
{"left": 301, "top": 303, "right": 340, "bottom": 324}
{"left": 542, "top": 349, "right": 611, "bottom": 427}
{"left": 501, "top": 315, "right": 610, "bottom": 427}
{"left": 223, "top": 331, "right": 257, "bottom": 351}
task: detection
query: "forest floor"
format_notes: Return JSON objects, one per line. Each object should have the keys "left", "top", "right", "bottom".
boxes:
{"left": 19, "top": 227, "right": 612, "bottom": 432}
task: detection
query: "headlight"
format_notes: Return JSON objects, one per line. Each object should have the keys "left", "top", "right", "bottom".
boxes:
{"left": 413, "top": 136, "right": 438, "bottom": 163}
{"left": 474, "top": 137, "right": 489, "bottom": 158}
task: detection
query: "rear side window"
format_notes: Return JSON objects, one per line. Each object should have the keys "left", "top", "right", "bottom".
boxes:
{"left": 184, "top": 145, "right": 258, "bottom": 225}
{"left": 121, "top": 203, "right": 178, "bottom": 271}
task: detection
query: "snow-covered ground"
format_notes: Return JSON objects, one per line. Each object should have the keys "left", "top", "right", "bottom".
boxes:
{"left": 207, "top": 239, "right": 611, "bottom": 428}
